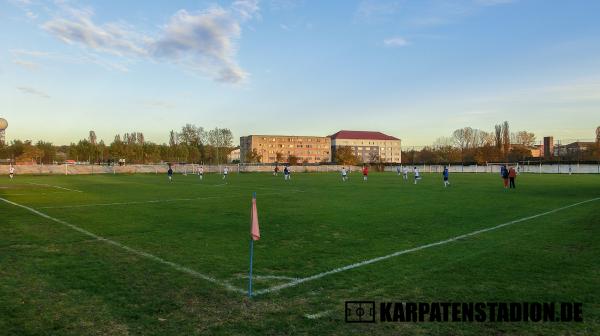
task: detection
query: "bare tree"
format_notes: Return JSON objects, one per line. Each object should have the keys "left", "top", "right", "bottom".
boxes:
{"left": 476, "top": 131, "right": 494, "bottom": 147}
{"left": 169, "top": 130, "right": 178, "bottom": 147}
{"left": 452, "top": 128, "right": 467, "bottom": 150}
{"left": 513, "top": 131, "right": 536, "bottom": 147}
{"left": 501, "top": 121, "right": 510, "bottom": 153}
{"left": 596, "top": 126, "right": 600, "bottom": 143}
{"left": 433, "top": 136, "right": 453, "bottom": 148}
{"left": 494, "top": 124, "right": 502, "bottom": 149}
{"left": 137, "top": 132, "right": 145, "bottom": 145}
{"left": 88, "top": 131, "right": 97, "bottom": 145}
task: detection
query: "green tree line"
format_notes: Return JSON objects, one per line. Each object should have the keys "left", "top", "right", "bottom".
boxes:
{"left": 0, "top": 124, "right": 235, "bottom": 165}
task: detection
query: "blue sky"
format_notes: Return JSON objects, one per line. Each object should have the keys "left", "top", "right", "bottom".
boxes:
{"left": 1, "top": 0, "right": 599, "bottom": 146}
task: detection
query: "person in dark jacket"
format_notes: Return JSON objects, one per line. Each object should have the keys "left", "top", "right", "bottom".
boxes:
{"left": 443, "top": 166, "right": 450, "bottom": 187}
{"left": 167, "top": 165, "right": 173, "bottom": 182}
{"left": 501, "top": 165, "right": 509, "bottom": 189}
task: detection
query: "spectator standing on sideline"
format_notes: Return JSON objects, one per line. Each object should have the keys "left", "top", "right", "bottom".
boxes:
{"left": 508, "top": 166, "right": 517, "bottom": 189}
{"left": 501, "top": 165, "right": 509, "bottom": 189}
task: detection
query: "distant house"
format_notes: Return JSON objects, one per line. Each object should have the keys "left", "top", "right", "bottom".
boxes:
{"left": 553, "top": 141, "right": 595, "bottom": 157}
{"left": 329, "top": 130, "right": 401, "bottom": 163}
{"left": 227, "top": 148, "right": 240, "bottom": 163}
{"left": 565, "top": 141, "right": 595, "bottom": 152}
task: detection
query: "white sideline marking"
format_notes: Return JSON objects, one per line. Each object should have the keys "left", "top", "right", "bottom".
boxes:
{"left": 26, "top": 182, "right": 83, "bottom": 193}
{"left": 38, "top": 190, "right": 302, "bottom": 209}
{"left": 0, "top": 197, "right": 246, "bottom": 295}
{"left": 305, "top": 310, "right": 333, "bottom": 319}
{"left": 237, "top": 274, "right": 299, "bottom": 281}
{"left": 253, "top": 197, "right": 600, "bottom": 296}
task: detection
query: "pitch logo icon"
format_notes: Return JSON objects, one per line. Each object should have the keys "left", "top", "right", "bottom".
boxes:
{"left": 345, "top": 301, "right": 376, "bottom": 323}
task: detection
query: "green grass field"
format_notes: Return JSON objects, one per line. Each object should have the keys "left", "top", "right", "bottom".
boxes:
{"left": 1, "top": 171, "right": 599, "bottom": 335}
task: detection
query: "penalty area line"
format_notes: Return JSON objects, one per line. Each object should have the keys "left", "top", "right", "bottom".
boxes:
{"left": 26, "top": 182, "right": 83, "bottom": 193}
{"left": 253, "top": 197, "right": 600, "bottom": 296}
{"left": 37, "top": 190, "right": 305, "bottom": 209}
{"left": 0, "top": 197, "right": 247, "bottom": 295}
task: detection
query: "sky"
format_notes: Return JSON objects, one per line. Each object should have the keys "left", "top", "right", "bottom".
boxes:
{"left": 1, "top": 0, "right": 599, "bottom": 146}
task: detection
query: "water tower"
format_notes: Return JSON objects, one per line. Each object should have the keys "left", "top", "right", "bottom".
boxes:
{"left": 0, "top": 118, "right": 7, "bottom": 145}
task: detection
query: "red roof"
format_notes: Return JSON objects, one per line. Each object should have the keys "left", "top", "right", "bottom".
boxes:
{"left": 329, "top": 130, "right": 399, "bottom": 141}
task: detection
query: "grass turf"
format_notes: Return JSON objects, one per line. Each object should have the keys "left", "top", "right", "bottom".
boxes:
{"left": 1, "top": 171, "right": 599, "bottom": 335}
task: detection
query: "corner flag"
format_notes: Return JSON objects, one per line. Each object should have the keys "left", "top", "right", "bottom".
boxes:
{"left": 248, "top": 192, "right": 260, "bottom": 297}
{"left": 251, "top": 194, "right": 260, "bottom": 241}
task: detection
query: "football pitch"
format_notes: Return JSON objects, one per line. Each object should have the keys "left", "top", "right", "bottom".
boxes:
{"left": 1, "top": 172, "right": 599, "bottom": 335}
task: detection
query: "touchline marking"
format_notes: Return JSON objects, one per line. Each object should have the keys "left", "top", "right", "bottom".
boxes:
{"left": 253, "top": 197, "right": 600, "bottom": 296}
{"left": 237, "top": 274, "right": 299, "bottom": 281}
{"left": 0, "top": 197, "right": 247, "bottom": 295}
{"left": 26, "top": 182, "right": 83, "bottom": 193}
{"left": 305, "top": 310, "right": 333, "bottom": 320}
{"left": 37, "top": 190, "right": 303, "bottom": 209}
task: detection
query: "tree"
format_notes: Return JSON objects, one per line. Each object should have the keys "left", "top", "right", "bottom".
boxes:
{"left": 335, "top": 146, "right": 358, "bottom": 165}
{"left": 89, "top": 131, "right": 97, "bottom": 145}
{"left": 208, "top": 128, "right": 234, "bottom": 164}
{"left": 36, "top": 141, "right": 56, "bottom": 164}
{"left": 508, "top": 146, "right": 532, "bottom": 161}
{"left": 275, "top": 151, "right": 284, "bottom": 163}
{"left": 368, "top": 152, "right": 380, "bottom": 164}
{"left": 596, "top": 126, "right": 600, "bottom": 143}
{"left": 287, "top": 154, "right": 299, "bottom": 165}
{"left": 433, "top": 137, "right": 453, "bottom": 148}
{"left": 245, "top": 148, "right": 262, "bottom": 163}
{"left": 16, "top": 141, "right": 43, "bottom": 164}
{"left": 494, "top": 124, "right": 502, "bottom": 150}
{"left": 169, "top": 130, "right": 178, "bottom": 147}
{"left": 453, "top": 127, "right": 478, "bottom": 162}
{"left": 452, "top": 128, "right": 467, "bottom": 151}
{"left": 513, "top": 131, "right": 536, "bottom": 147}
{"left": 502, "top": 121, "right": 510, "bottom": 154}
{"left": 179, "top": 124, "right": 205, "bottom": 147}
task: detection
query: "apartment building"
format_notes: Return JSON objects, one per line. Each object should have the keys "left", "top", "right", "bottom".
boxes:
{"left": 330, "top": 130, "right": 401, "bottom": 163}
{"left": 240, "top": 135, "right": 331, "bottom": 163}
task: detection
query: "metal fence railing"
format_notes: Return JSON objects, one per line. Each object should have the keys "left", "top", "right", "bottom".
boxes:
{"left": 3, "top": 162, "right": 600, "bottom": 175}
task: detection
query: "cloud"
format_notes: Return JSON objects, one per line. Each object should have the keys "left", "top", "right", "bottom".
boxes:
{"left": 41, "top": 0, "right": 259, "bottom": 83}
{"left": 384, "top": 37, "right": 409, "bottom": 47}
{"left": 474, "top": 0, "right": 516, "bottom": 6}
{"left": 10, "top": 48, "right": 130, "bottom": 73}
{"left": 269, "top": 0, "right": 304, "bottom": 11}
{"left": 355, "top": 0, "right": 402, "bottom": 23}
{"left": 42, "top": 9, "right": 148, "bottom": 57}
{"left": 232, "top": 0, "right": 260, "bottom": 20}
{"left": 10, "top": 49, "right": 53, "bottom": 58}
{"left": 13, "top": 59, "right": 40, "bottom": 70}
{"left": 17, "top": 86, "right": 50, "bottom": 98}
{"left": 26, "top": 11, "right": 38, "bottom": 20}
{"left": 151, "top": 7, "right": 251, "bottom": 83}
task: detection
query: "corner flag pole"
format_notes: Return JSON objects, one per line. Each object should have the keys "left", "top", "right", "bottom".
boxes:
{"left": 248, "top": 191, "right": 259, "bottom": 297}
{"left": 249, "top": 236, "right": 254, "bottom": 297}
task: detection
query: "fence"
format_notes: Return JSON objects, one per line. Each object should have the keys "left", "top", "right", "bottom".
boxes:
{"left": 3, "top": 163, "right": 600, "bottom": 175}
{"left": 383, "top": 163, "right": 600, "bottom": 174}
